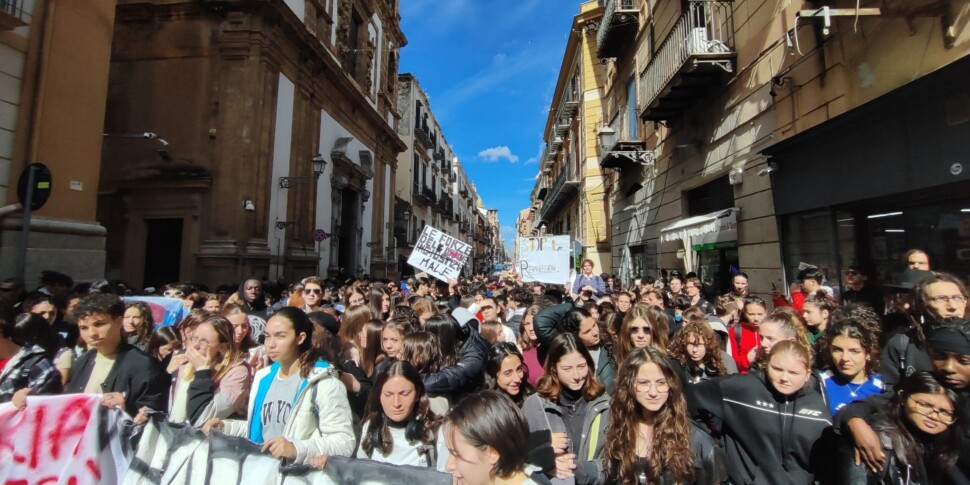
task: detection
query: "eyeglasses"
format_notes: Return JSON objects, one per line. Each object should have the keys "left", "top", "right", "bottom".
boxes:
{"left": 304, "top": 288, "right": 323, "bottom": 295}
{"left": 349, "top": 298, "right": 365, "bottom": 306}
{"left": 636, "top": 380, "right": 670, "bottom": 393}
{"left": 163, "top": 290, "right": 184, "bottom": 298}
{"left": 908, "top": 397, "right": 956, "bottom": 424}
{"left": 926, "top": 295, "right": 968, "bottom": 305}
{"left": 844, "top": 270, "right": 859, "bottom": 276}
{"left": 189, "top": 335, "right": 213, "bottom": 347}
{"left": 629, "top": 326, "right": 651, "bottom": 335}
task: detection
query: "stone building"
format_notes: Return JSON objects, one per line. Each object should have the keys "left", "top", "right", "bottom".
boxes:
{"left": 0, "top": 0, "right": 116, "bottom": 282}
{"left": 98, "top": 0, "right": 407, "bottom": 288}
{"left": 529, "top": 1, "right": 612, "bottom": 273}
{"left": 528, "top": 0, "right": 970, "bottom": 297}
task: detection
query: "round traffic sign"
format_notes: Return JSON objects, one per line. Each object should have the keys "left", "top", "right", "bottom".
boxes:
{"left": 17, "top": 163, "right": 52, "bottom": 211}
{"left": 313, "top": 229, "right": 330, "bottom": 242}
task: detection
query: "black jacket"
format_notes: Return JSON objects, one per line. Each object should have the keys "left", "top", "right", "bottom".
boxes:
{"left": 421, "top": 330, "right": 489, "bottom": 396}
{"left": 829, "top": 423, "right": 929, "bottom": 485}
{"left": 879, "top": 328, "right": 932, "bottom": 392}
{"left": 534, "top": 302, "right": 574, "bottom": 364}
{"left": 691, "top": 371, "right": 832, "bottom": 484}
{"left": 66, "top": 342, "right": 170, "bottom": 416}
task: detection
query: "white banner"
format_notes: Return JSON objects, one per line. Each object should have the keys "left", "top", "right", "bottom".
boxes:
{"left": 407, "top": 226, "right": 472, "bottom": 281}
{"left": 0, "top": 394, "right": 132, "bottom": 485}
{"left": 517, "top": 236, "right": 571, "bottom": 284}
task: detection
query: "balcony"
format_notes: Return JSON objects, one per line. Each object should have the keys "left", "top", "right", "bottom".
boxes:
{"left": 597, "top": 0, "right": 640, "bottom": 59}
{"left": 599, "top": 112, "right": 654, "bottom": 171}
{"left": 413, "top": 182, "right": 436, "bottom": 206}
{"left": 438, "top": 194, "right": 454, "bottom": 219}
{"left": 639, "top": 1, "right": 736, "bottom": 122}
{"left": 539, "top": 166, "right": 580, "bottom": 224}
{"left": 414, "top": 119, "right": 433, "bottom": 149}
{"left": 0, "top": 0, "right": 29, "bottom": 29}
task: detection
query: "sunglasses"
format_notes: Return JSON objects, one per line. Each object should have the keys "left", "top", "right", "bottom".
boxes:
{"left": 844, "top": 270, "right": 859, "bottom": 276}
{"left": 163, "top": 290, "right": 184, "bottom": 298}
{"left": 629, "top": 325, "right": 652, "bottom": 335}
{"left": 304, "top": 288, "right": 323, "bottom": 295}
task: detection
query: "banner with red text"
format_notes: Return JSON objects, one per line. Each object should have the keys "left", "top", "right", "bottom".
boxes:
{"left": 0, "top": 394, "right": 131, "bottom": 485}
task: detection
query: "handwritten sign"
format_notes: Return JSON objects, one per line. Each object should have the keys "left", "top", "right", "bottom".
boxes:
{"left": 0, "top": 394, "right": 131, "bottom": 485}
{"left": 518, "top": 236, "right": 571, "bottom": 284}
{"left": 407, "top": 226, "right": 472, "bottom": 281}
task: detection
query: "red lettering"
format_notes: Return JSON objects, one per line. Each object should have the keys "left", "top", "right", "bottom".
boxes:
{"left": 4, "top": 480, "right": 28, "bottom": 485}
{"left": 85, "top": 459, "right": 101, "bottom": 481}
{"left": 28, "top": 405, "right": 45, "bottom": 469}
{"left": 35, "top": 478, "right": 57, "bottom": 485}
{"left": 48, "top": 397, "right": 91, "bottom": 460}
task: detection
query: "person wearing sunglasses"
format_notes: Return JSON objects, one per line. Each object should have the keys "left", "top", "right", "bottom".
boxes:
{"left": 301, "top": 277, "right": 326, "bottom": 314}
{"left": 830, "top": 371, "right": 965, "bottom": 484}
{"left": 841, "top": 265, "right": 885, "bottom": 316}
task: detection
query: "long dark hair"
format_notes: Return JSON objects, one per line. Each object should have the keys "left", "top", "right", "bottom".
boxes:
{"left": 360, "top": 360, "right": 440, "bottom": 458}
{"left": 7, "top": 313, "right": 60, "bottom": 360}
{"left": 818, "top": 304, "right": 881, "bottom": 376}
{"left": 424, "top": 314, "right": 460, "bottom": 368}
{"left": 537, "top": 333, "right": 605, "bottom": 402}
{"left": 605, "top": 346, "right": 694, "bottom": 484}
{"left": 484, "top": 342, "right": 535, "bottom": 407}
{"left": 876, "top": 372, "right": 966, "bottom": 482}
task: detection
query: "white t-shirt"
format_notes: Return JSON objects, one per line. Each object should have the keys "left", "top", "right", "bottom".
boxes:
{"left": 356, "top": 422, "right": 429, "bottom": 467}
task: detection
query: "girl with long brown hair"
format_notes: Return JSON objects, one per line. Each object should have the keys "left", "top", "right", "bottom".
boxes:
{"left": 399, "top": 331, "right": 449, "bottom": 416}
{"left": 605, "top": 346, "right": 722, "bottom": 484}
{"left": 617, "top": 305, "right": 667, "bottom": 365}
{"left": 518, "top": 304, "right": 544, "bottom": 386}
{"left": 337, "top": 304, "right": 375, "bottom": 366}
{"left": 522, "top": 333, "right": 608, "bottom": 483}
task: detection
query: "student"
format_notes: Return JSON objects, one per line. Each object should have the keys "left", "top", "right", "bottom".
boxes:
{"left": 801, "top": 291, "right": 837, "bottom": 346}
{"left": 534, "top": 304, "right": 617, "bottom": 393}
{"left": 831, "top": 372, "right": 965, "bottom": 484}
{"left": 523, "top": 333, "right": 609, "bottom": 484}
{"left": 122, "top": 301, "right": 154, "bottom": 352}
{"left": 202, "top": 307, "right": 355, "bottom": 464}
{"left": 817, "top": 305, "right": 884, "bottom": 416}
{"left": 669, "top": 320, "right": 733, "bottom": 384}
{"left": 605, "top": 346, "right": 723, "bottom": 484}
{"left": 399, "top": 331, "right": 449, "bottom": 416}
{"left": 519, "top": 305, "right": 545, "bottom": 387}
{"left": 616, "top": 305, "right": 662, "bottom": 365}
{"left": 444, "top": 390, "right": 543, "bottom": 485}
{"left": 691, "top": 341, "right": 832, "bottom": 484}
{"left": 772, "top": 266, "right": 825, "bottom": 314}
{"left": 355, "top": 360, "right": 446, "bottom": 468}
{"left": 485, "top": 342, "right": 535, "bottom": 408}
{"left": 0, "top": 313, "right": 63, "bottom": 407}
{"left": 750, "top": 308, "right": 811, "bottom": 371}
{"left": 730, "top": 297, "right": 767, "bottom": 374}
{"left": 66, "top": 293, "right": 169, "bottom": 415}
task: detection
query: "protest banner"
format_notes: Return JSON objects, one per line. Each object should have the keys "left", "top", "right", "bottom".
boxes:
{"left": 407, "top": 226, "right": 472, "bottom": 282}
{"left": 126, "top": 419, "right": 452, "bottom": 485}
{"left": 517, "top": 235, "right": 571, "bottom": 284}
{"left": 0, "top": 394, "right": 132, "bottom": 485}
{"left": 122, "top": 297, "right": 187, "bottom": 328}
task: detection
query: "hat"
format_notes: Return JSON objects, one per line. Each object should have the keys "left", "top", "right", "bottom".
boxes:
{"left": 308, "top": 311, "right": 340, "bottom": 336}
{"left": 883, "top": 268, "right": 933, "bottom": 290}
{"left": 927, "top": 318, "right": 970, "bottom": 356}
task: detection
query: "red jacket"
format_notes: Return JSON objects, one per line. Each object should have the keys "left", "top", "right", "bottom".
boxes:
{"left": 729, "top": 323, "right": 761, "bottom": 374}
{"left": 772, "top": 291, "right": 806, "bottom": 314}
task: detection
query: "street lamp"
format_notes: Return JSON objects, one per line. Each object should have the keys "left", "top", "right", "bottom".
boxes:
{"left": 403, "top": 208, "right": 412, "bottom": 243}
{"left": 279, "top": 154, "right": 327, "bottom": 189}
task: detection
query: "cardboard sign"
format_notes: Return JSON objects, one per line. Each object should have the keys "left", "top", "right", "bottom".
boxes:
{"left": 0, "top": 394, "right": 132, "bottom": 485}
{"left": 518, "top": 236, "right": 571, "bottom": 284}
{"left": 407, "top": 226, "right": 472, "bottom": 282}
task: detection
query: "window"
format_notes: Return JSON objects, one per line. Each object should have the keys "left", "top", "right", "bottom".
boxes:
{"left": 625, "top": 77, "right": 638, "bottom": 140}
{"left": 347, "top": 11, "right": 364, "bottom": 78}
{"left": 686, "top": 175, "right": 734, "bottom": 216}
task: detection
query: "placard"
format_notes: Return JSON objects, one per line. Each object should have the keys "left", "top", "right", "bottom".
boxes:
{"left": 518, "top": 236, "right": 571, "bottom": 284}
{"left": 407, "top": 226, "right": 472, "bottom": 281}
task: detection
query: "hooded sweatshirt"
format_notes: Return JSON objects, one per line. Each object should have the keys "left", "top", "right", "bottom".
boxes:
{"left": 690, "top": 370, "right": 832, "bottom": 484}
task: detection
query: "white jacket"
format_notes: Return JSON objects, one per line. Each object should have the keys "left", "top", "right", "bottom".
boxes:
{"left": 221, "top": 364, "right": 356, "bottom": 464}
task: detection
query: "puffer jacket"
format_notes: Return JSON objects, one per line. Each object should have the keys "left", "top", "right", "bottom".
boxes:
{"left": 221, "top": 361, "right": 355, "bottom": 464}
{"left": 522, "top": 392, "right": 610, "bottom": 485}
{"left": 690, "top": 371, "right": 832, "bottom": 484}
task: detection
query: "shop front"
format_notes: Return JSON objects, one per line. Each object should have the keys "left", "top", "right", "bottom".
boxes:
{"left": 765, "top": 56, "right": 970, "bottom": 292}
{"left": 660, "top": 207, "right": 740, "bottom": 295}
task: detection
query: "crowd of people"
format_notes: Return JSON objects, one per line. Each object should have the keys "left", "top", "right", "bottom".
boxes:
{"left": 0, "top": 248, "right": 968, "bottom": 484}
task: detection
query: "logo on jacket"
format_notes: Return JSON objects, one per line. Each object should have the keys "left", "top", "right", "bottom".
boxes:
{"left": 797, "top": 408, "right": 823, "bottom": 417}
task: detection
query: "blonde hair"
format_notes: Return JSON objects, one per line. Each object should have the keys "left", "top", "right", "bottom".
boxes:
{"left": 185, "top": 315, "right": 244, "bottom": 382}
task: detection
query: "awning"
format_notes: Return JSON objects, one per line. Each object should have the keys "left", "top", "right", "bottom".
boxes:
{"left": 660, "top": 208, "right": 739, "bottom": 247}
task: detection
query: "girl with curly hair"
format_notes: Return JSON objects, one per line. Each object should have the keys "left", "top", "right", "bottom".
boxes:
{"left": 669, "top": 320, "right": 731, "bottom": 384}
{"left": 801, "top": 290, "right": 838, "bottom": 346}
{"left": 123, "top": 301, "right": 155, "bottom": 352}
{"left": 817, "top": 304, "right": 884, "bottom": 416}
{"left": 605, "top": 346, "right": 722, "bottom": 484}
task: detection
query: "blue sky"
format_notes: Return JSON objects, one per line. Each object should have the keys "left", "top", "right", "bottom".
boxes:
{"left": 399, "top": 0, "right": 583, "bottom": 254}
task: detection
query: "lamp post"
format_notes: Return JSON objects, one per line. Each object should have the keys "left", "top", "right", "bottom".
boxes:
{"left": 279, "top": 154, "right": 327, "bottom": 189}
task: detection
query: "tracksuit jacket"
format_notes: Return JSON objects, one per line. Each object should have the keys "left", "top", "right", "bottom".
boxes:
{"left": 690, "top": 371, "right": 832, "bottom": 485}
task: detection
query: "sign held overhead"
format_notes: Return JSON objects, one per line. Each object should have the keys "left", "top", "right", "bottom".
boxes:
{"left": 407, "top": 225, "right": 472, "bottom": 281}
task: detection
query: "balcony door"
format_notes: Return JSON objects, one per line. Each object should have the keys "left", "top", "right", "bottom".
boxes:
{"left": 625, "top": 78, "right": 638, "bottom": 140}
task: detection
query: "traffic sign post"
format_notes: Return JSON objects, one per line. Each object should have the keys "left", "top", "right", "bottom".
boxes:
{"left": 313, "top": 229, "right": 330, "bottom": 242}
{"left": 16, "top": 163, "right": 52, "bottom": 281}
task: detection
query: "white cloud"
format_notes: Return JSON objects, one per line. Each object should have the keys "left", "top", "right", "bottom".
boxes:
{"left": 478, "top": 146, "right": 519, "bottom": 163}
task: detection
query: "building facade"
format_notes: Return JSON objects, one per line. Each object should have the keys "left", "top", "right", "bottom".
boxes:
{"left": 579, "top": 0, "right": 970, "bottom": 296}
{"left": 0, "top": 0, "right": 116, "bottom": 282}
{"left": 98, "top": 0, "right": 407, "bottom": 288}
{"left": 529, "top": 1, "right": 612, "bottom": 273}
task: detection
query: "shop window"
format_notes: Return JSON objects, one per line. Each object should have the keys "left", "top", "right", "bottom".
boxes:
{"left": 782, "top": 210, "right": 850, "bottom": 296}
